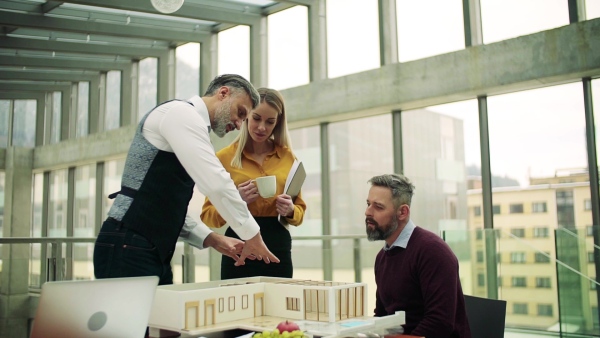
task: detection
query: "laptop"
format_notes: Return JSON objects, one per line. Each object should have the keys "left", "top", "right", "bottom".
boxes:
{"left": 30, "top": 276, "right": 159, "bottom": 338}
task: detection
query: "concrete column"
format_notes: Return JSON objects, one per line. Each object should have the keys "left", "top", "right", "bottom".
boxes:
{"left": 121, "top": 63, "right": 138, "bottom": 126}
{"left": 250, "top": 16, "right": 268, "bottom": 88}
{"left": 308, "top": 0, "right": 328, "bottom": 81}
{"left": 69, "top": 83, "right": 79, "bottom": 139}
{"left": 60, "top": 87, "right": 71, "bottom": 141}
{"left": 89, "top": 77, "right": 101, "bottom": 135}
{"left": 462, "top": 0, "right": 483, "bottom": 47}
{"left": 0, "top": 147, "right": 34, "bottom": 338}
{"left": 201, "top": 34, "right": 218, "bottom": 95}
{"left": 34, "top": 94, "right": 45, "bottom": 147}
{"left": 157, "top": 50, "right": 175, "bottom": 103}
{"left": 378, "top": 0, "right": 399, "bottom": 66}
{"left": 43, "top": 93, "right": 53, "bottom": 146}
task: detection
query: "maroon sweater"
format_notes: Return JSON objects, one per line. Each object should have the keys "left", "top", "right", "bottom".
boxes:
{"left": 374, "top": 226, "right": 471, "bottom": 338}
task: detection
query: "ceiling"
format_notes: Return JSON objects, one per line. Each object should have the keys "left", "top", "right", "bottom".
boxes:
{"left": 0, "top": 0, "right": 310, "bottom": 82}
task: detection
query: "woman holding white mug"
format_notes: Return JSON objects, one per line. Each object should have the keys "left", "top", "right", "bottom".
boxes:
{"left": 201, "top": 88, "right": 306, "bottom": 279}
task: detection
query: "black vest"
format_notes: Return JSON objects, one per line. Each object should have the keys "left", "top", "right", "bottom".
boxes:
{"left": 108, "top": 100, "right": 195, "bottom": 261}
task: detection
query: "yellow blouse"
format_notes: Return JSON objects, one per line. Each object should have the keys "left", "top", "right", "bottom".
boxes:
{"left": 201, "top": 142, "right": 306, "bottom": 228}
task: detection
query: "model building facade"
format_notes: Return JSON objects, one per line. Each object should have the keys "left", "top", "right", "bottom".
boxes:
{"left": 148, "top": 277, "right": 367, "bottom": 332}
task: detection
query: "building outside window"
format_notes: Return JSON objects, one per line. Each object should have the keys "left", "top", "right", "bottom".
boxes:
{"left": 513, "top": 303, "right": 528, "bottom": 315}
{"left": 533, "top": 227, "right": 549, "bottom": 238}
{"left": 584, "top": 198, "right": 592, "bottom": 210}
{"left": 535, "top": 277, "right": 551, "bottom": 288}
{"left": 477, "top": 273, "right": 485, "bottom": 287}
{"left": 509, "top": 203, "right": 524, "bottom": 213}
{"left": 476, "top": 250, "right": 484, "bottom": 262}
{"left": 589, "top": 252, "right": 595, "bottom": 263}
{"left": 532, "top": 202, "right": 547, "bottom": 213}
{"left": 510, "top": 228, "right": 525, "bottom": 238}
{"left": 493, "top": 204, "right": 501, "bottom": 214}
{"left": 511, "top": 252, "right": 526, "bottom": 263}
{"left": 512, "top": 277, "right": 527, "bottom": 287}
{"left": 537, "top": 304, "right": 553, "bottom": 317}
{"left": 534, "top": 252, "right": 551, "bottom": 263}
{"left": 473, "top": 206, "right": 481, "bottom": 216}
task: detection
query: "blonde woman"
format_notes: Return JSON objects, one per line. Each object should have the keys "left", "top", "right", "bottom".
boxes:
{"left": 201, "top": 88, "right": 306, "bottom": 279}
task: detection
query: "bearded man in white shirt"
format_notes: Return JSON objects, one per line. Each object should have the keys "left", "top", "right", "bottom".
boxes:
{"left": 93, "top": 74, "right": 279, "bottom": 285}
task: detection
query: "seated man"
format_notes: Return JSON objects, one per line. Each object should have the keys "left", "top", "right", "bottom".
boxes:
{"left": 365, "top": 173, "right": 471, "bottom": 338}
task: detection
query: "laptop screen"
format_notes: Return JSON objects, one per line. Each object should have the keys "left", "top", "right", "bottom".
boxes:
{"left": 30, "top": 276, "right": 159, "bottom": 338}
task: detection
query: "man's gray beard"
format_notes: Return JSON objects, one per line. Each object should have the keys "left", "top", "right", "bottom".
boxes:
{"left": 366, "top": 217, "right": 399, "bottom": 241}
{"left": 212, "top": 99, "right": 232, "bottom": 138}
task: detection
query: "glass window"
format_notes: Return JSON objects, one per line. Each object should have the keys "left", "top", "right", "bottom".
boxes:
{"left": 589, "top": 252, "right": 595, "bottom": 263}
{"left": 473, "top": 206, "right": 481, "bottom": 216}
{"left": 584, "top": 198, "right": 592, "bottom": 210}
{"left": 32, "top": 173, "right": 44, "bottom": 238}
{"left": 51, "top": 91, "right": 61, "bottom": 144}
{"left": 30, "top": 172, "right": 43, "bottom": 287}
{"left": 476, "top": 250, "right": 484, "bottom": 263}
{"left": 533, "top": 227, "right": 549, "bottom": 238}
{"left": 268, "top": 6, "right": 309, "bottom": 90}
{"left": 510, "top": 228, "right": 525, "bottom": 238}
{"left": 105, "top": 70, "right": 121, "bottom": 131}
{"left": 326, "top": 0, "right": 379, "bottom": 78}
{"left": 588, "top": 226, "right": 595, "bottom": 237}
{"left": 289, "top": 126, "right": 322, "bottom": 238}
{"left": 0, "top": 100, "right": 9, "bottom": 147}
{"left": 535, "top": 252, "right": 551, "bottom": 263}
{"left": 513, "top": 302, "right": 528, "bottom": 314}
{"left": 76, "top": 81, "right": 90, "bottom": 138}
{"left": 493, "top": 205, "right": 501, "bottom": 214}
{"left": 73, "top": 165, "right": 96, "bottom": 281}
{"left": 73, "top": 165, "right": 96, "bottom": 237}
{"left": 537, "top": 304, "right": 553, "bottom": 317}
{"left": 477, "top": 273, "right": 485, "bottom": 287}
{"left": 488, "top": 83, "right": 586, "bottom": 189}
{"left": 509, "top": 204, "right": 523, "bottom": 214}
{"left": 532, "top": 202, "right": 547, "bottom": 213}
{"left": 480, "top": 0, "right": 569, "bottom": 44}
{"left": 139, "top": 57, "right": 158, "bottom": 121}
{"left": 510, "top": 252, "right": 526, "bottom": 263}
{"left": 218, "top": 26, "right": 250, "bottom": 80}
{"left": 102, "top": 158, "right": 125, "bottom": 218}
{"left": 406, "top": 100, "right": 480, "bottom": 242}
{"left": 12, "top": 99, "right": 36, "bottom": 147}
{"left": 176, "top": 43, "right": 200, "bottom": 100}
{"left": 511, "top": 277, "right": 527, "bottom": 287}
{"left": 587, "top": 0, "right": 600, "bottom": 19}
{"left": 396, "top": 0, "right": 464, "bottom": 62}
{"left": 330, "top": 115, "right": 393, "bottom": 235}
{"left": 48, "top": 169, "right": 68, "bottom": 237}
{"left": 535, "top": 277, "right": 551, "bottom": 288}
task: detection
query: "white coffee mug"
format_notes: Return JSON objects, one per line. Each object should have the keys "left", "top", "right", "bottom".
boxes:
{"left": 252, "top": 175, "right": 276, "bottom": 198}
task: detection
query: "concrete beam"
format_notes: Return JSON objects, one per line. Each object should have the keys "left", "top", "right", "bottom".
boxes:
{"left": 0, "top": 55, "right": 132, "bottom": 71}
{"left": 0, "top": 11, "right": 208, "bottom": 43}
{"left": 0, "top": 36, "right": 168, "bottom": 59}
{"left": 282, "top": 18, "right": 600, "bottom": 128}
{"left": 33, "top": 125, "right": 135, "bottom": 170}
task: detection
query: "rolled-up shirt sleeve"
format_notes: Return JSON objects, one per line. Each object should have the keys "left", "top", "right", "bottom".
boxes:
{"left": 157, "top": 103, "right": 260, "bottom": 241}
{"left": 179, "top": 214, "right": 213, "bottom": 249}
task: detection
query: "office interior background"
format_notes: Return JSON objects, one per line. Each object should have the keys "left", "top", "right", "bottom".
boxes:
{"left": 0, "top": 0, "right": 599, "bottom": 337}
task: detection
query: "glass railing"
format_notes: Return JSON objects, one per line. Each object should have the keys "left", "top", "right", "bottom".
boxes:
{"left": 1, "top": 226, "right": 599, "bottom": 337}
{"left": 442, "top": 226, "right": 600, "bottom": 337}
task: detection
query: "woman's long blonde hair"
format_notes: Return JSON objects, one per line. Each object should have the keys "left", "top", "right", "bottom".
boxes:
{"left": 230, "top": 88, "right": 294, "bottom": 168}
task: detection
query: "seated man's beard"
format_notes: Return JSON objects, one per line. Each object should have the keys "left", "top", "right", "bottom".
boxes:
{"left": 366, "top": 217, "right": 398, "bottom": 241}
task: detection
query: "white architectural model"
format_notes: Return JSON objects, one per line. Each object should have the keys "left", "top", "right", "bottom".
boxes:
{"left": 148, "top": 277, "right": 368, "bottom": 333}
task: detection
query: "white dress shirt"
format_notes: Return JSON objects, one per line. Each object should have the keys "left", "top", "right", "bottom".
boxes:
{"left": 142, "top": 95, "right": 260, "bottom": 249}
